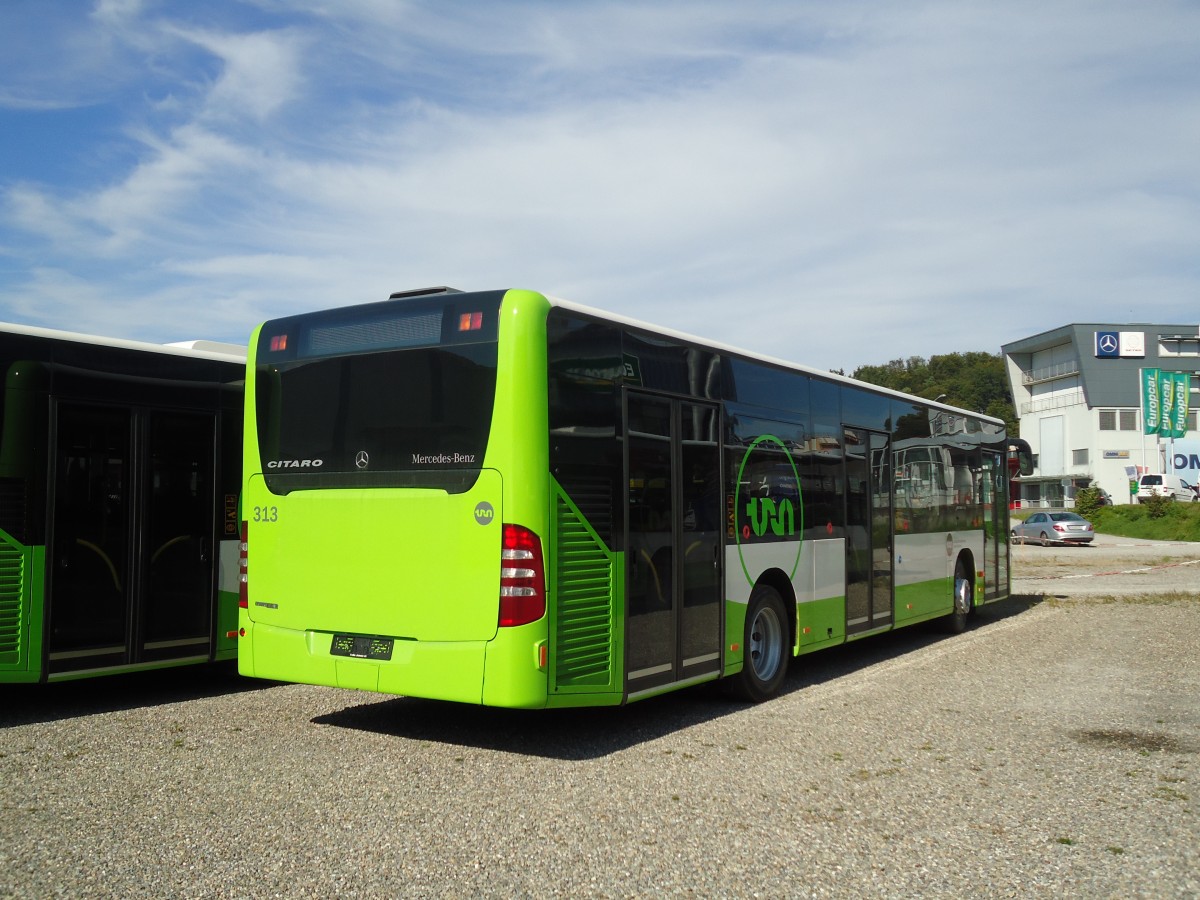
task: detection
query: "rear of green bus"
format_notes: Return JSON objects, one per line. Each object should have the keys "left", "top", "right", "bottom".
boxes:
{"left": 239, "top": 288, "right": 554, "bottom": 707}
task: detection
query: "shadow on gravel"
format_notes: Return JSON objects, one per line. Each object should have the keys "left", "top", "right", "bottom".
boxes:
{"left": 312, "top": 595, "right": 1041, "bottom": 760}
{"left": 0, "top": 663, "right": 281, "bottom": 728}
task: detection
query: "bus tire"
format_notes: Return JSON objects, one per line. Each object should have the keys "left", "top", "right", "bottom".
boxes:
{"left": 733, "top": 584, "right": 789, "bottom": 702}
{"left": 943, "top": 556, "right": 972, "bottom": 634}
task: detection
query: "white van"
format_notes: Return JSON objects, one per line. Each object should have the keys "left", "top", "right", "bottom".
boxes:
{"left": 1136, "top": 473, "right": 1186, "bottom": 502}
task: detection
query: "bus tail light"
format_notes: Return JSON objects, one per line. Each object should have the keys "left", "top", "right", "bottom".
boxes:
{"left": 458, "top": 311, "right": 484, "bottom": 332}
{"left": 238, "top": 521, "right": 249, "bottom": 609}
{"left": 499, "top": 524, "right": 545, "bottom": 627}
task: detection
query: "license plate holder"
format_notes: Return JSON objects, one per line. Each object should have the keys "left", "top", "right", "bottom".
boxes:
{"left": 330, "top": 634, "right": 394, "bottom": 661}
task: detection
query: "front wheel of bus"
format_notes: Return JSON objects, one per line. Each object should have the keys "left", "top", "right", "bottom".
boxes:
{"left": 734, "top": 585, "right": 789, "bottom": 702}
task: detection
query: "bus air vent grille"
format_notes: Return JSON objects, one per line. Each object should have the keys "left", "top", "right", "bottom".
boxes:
{"left": 0, "top": 539, "right": 23, "bottom": 660}
{"left": 554, "top": 474, "right": 612, "bottom": 544}
{"left": 554, "top": 492, "right": 613, "bottom": 689}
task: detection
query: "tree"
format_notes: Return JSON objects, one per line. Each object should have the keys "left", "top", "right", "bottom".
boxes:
{"left": 851, "top": 352, "right": 1018, "bottom": 436}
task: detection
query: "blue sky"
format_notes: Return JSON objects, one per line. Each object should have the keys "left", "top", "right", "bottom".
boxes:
{"left": 1, "top": 0, "right": 1198, "bottom": 372}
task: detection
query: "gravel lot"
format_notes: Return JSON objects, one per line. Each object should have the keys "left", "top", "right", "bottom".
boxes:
{"left": 2, "top": 535, "right": 1197, "bottom": 899}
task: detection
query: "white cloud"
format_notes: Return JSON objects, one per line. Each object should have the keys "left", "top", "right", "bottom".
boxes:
{"left": 1, "top": 1, "right": 1198, "bottom": 371}
{"left": 163, "top": 24, "right": 308, "bottom": 122}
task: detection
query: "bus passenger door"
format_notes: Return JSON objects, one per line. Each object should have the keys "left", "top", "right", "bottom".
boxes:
{"left": 844, "top": 428, "right": 893, "bottom": 636}
{"left": 625, "top": 393, "right": 722, "bottom": 697}
{"left": 47, "top": 403, "right": 216, "bottom": 676}
{"left": 48, "top": 405, "right": 131, "bottom": 673}
{"left": 982, "top": 450, "right": 1007, "bottom": 600}
{"left": 140, "top": 412, "right": 215, "bottom": 663}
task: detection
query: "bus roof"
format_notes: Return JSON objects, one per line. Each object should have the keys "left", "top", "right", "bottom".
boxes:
{"left": 544, "top": 293, "right": 1005, "bottom": 428}
{"left": 0, "top": 320, "right": 246, "bottom": 364}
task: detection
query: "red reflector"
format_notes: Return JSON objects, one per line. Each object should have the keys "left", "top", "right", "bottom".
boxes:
{"left": 458, "top": 311, "right": 483, "bottom": 332}
{"left": 238, "top": 521, "right": 249, "bottom": 609}
{"left": 269, "top": 334, "right": 288, "bottom": 351}
{"left": 499, "top": 524, "right": 545, "bottom": 627}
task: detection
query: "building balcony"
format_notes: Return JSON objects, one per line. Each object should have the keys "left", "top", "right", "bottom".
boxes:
{"left": 1019, "top": 389, "right": 1086, "bottom": 415}
{"left": 1021, "top": 359, "right": 1080, "bottom": 385}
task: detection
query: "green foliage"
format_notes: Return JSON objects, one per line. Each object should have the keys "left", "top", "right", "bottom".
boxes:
{"left": 1088, "top": 501, "right": 1200, "bottom": 541}
{"left": 1141, "top": 494, "right": 1174, "bottom": 519}
{"left": 1074, "top": 487, "right": 1105, "bottom": 520}
{"left": 851, "top": 352, "right": 1018, "bottom": 436}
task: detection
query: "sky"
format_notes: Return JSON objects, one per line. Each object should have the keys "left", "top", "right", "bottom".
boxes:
{"left": 1, "top": 0, "right": 1198, "bottom": 373}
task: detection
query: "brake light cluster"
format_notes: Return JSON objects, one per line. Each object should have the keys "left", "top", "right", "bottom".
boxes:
{"left": 499, "top": 524, "right": 545, "bottom": 627}
{"left": 458, "top": 311, "right": 484, "bottom": 332}
{"left": 238, "top": 521, "right": 249, "bottom": 608}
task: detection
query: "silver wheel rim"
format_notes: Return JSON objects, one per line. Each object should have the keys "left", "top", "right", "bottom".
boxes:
{"left": 954, "top": 571, "right": 972, "bottom": 616}
{"left": 749, "top": 604, "right": 784, "bottom": 683}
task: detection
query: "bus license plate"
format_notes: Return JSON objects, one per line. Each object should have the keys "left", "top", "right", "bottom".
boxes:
{"left": 330, "top": 634, "right": 394, "bottom": 661}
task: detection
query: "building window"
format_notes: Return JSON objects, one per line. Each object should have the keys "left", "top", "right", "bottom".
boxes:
{"left": 1159, "top": 337, "right": 1200, "bottom": 357}
{"left": 1072, "top": 449, "right": 1089, "bottom": 466}
{"left": 1099, "top": 409, "right": 1139, "bottom": 431}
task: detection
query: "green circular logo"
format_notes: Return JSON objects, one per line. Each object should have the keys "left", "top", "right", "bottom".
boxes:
{"left": 733, "top": 435, "right": 804, "bottom": 586}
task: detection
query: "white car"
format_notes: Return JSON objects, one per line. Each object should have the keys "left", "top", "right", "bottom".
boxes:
{"left": 1137, "top": 473, "right": 1186, "bottom": 502}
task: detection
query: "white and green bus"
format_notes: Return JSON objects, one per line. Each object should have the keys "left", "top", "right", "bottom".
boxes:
{"left": 238, "top": 287, "right": 1031, "bottom": 707}
{"left": 0, "top": 323, "right": 244, "bottom": 683}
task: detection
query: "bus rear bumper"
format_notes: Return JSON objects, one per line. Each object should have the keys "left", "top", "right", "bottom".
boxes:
{"left": 239, "top": 619, "right": 488, "bottom": 704}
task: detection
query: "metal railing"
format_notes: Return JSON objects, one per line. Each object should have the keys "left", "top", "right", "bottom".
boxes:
{"left": 1019, "top": 389, "right": 1086, "bottom": 415}
{"left": 1021, "top": 360, "right": 1080, "bottom": 385}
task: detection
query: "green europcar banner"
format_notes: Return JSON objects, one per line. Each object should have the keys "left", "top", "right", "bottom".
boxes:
{"left": 1158, "top": 371, "right": 1175, "bottom": 438}
{"left": 1171, "top": 371, "right": 1190, "bottom": 439}
{"left": 1142, "top": 367, "right": 1160, "bottom": 435}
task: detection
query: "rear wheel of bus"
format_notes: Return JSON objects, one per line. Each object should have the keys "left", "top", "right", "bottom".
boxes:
{"left": 732, "top": 584, "right": 789, "bottom": 701}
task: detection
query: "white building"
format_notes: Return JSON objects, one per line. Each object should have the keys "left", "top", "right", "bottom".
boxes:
{"left": 1002, "top": 324, "right": 1200, "bottom": 506}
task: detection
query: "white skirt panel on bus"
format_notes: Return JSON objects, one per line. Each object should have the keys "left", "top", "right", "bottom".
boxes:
{"left": 725, "top": 537, "right": 845, "bottom": 607}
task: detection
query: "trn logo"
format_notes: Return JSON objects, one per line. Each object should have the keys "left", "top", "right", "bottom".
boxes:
{"left": 473, "top": 500, "right": 495, "bottom": 525}
{"left": 734, "top": 435, "right": 805, "bottom": 586}
{"left": 746, "top": 497, "right": 795, "bottom": 537}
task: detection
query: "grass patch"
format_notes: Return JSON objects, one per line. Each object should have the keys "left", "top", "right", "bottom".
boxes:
{"left": 1043, "top": 592, "right": 1200, "bottom": 608}
{"left": 1087, "top": 502, "right": 1200, "bottom": 541}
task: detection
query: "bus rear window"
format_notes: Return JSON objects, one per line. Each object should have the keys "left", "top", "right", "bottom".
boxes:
{"left": 256, "top": 342, "right": 498, "bottom": 493}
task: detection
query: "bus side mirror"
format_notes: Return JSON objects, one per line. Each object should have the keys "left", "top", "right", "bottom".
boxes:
{"left": 1009, "top": 439, "right": 1034, "bottom": 477}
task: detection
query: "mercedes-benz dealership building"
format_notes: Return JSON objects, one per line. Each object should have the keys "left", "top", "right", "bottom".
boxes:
{"left": 1003, "top": 324, "right": 1200, "bottom": 506}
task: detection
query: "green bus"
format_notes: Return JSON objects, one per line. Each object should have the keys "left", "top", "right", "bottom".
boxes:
{"left": 0, "top": 323, "right": 244, "bottom": 683}
{"left": 239, "top": 287, "right": 1032, "bottom": 707}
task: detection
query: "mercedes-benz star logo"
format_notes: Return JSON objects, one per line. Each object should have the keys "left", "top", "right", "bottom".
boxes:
{"left": 355, "top": 450, "right": 369, "bottom": 469}
{"left": 1098, "top": 334, "right": 1118, "bottom": 353}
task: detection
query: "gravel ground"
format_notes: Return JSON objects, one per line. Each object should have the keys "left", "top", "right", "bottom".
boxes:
{"left": 2, "top": 537, "right": 1198, "bottom": 899}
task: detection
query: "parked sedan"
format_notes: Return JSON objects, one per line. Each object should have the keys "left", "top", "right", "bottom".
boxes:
{"left": 1011, "top": 511, "right": 1095, "bottom": 546}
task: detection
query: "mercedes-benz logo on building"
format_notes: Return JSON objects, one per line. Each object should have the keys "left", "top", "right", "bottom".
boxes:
{"left": 1098, "top": 333, "right": 1118, "bottom": 354}
{"left": 355, "top": 450, "right": 369, "bottom": 469}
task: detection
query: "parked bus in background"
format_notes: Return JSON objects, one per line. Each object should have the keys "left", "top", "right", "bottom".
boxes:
{"left": 0, "top": 324, "right": 243, "bottom": 683}
{"left": 238, "top": 287, "right": 1033, "bottom": 707}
